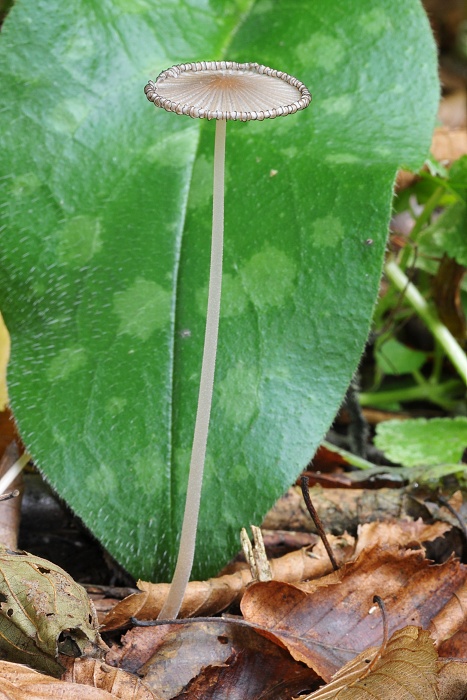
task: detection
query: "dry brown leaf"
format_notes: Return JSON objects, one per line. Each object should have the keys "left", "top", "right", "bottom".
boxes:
{"left": 106, "top": 618, "right": 319, "bottom": 700}
{"left": 300, "top": 626, "right": 438, "bottom": 700}
{"left": 0, "top": 660, "right": 146, "bottom": 699}
{"left": 438, "top": 660, "right": 467, "bottom": 700}
{"left": 354, "top": 519, "right": 451, "bottom": 556}
{"left": 61, "top": 658, "right": 160, "bottom": 700}
{"left": 103, "top": 516, "right": 453, "bottom": 632}
{"left": 429, "top": 577, "right": 467, "bottom": 648}
{"left": 262, "top": 485, "right": 427, "bottom": 535}
{"left": 102, "top": 535, "right": 355, "bottom": 630}
{"left": 241, "top": 546, "right": 467, "bottom": 681}
{"left": 438, "top": 619, "right": 467, "bottom": 659}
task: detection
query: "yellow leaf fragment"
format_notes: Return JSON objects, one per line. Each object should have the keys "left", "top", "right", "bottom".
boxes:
{"left": 300, "top": 626, "right": 438, "bottom": 700}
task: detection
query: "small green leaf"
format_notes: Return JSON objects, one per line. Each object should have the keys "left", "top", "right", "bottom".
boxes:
{"left": 376, "top": 338, "right": 428, "bottom": 376}
{"left": 374, "top": 417, "right": 467, "bottom": 468}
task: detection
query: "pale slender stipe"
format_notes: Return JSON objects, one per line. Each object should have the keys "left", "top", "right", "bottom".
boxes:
{"left": 145, "top": 61, "right": 311, "bottom": 619}
{"left": 158, "top": 119, "right": 226, "bottom": 620}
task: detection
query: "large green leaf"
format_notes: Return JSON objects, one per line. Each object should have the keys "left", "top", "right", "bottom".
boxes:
{"left": 0, "top": 0, "right": 438, "bottom": 580}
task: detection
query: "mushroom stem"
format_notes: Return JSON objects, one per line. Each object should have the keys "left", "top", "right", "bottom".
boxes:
{"left": 158, "top": 118, "right": 226, "bottom": 620}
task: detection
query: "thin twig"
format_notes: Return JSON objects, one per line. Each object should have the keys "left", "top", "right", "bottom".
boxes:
{"left": 359, "top": 595, "right": 388, "bottom": 679}
{"left": 372, "top": 595, "right": 388, "bottom": 651}
{"left": 300, "top": 476, "right": 339, "bottom": 571}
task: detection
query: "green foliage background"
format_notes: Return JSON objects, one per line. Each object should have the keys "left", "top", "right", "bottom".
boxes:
{"left": 0, "top": 0, "right": 438, "bottom": 579}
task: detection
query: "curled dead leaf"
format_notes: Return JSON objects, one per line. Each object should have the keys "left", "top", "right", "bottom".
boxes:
{"left": 241, "top": 546, "right": 467, "bottom": 680}
{"left": 0, "top": 548, "right": 105, "bottom": 677}
{"left": 300, "top": 626, "right": 438, "bottom": 700}
{"left": 103, "top": 518, "right": 455, "bottom": 633}
{"left": 354, "top": 519, "right": 451, "bottom": 556}
{"left": 429, "top": 577, "right": 467, "bottom": 648}
{"left": 102, "top": 535, "right": 355, "bottom": 630}
{"left": 61, "top": 657, "right": 161, "bottom": 699}
{"left": 0, "top": 659, "right": 159, "bottom": 699}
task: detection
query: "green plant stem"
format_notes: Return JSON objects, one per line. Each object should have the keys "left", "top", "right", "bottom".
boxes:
{"left": 359, "top": 379, "right": 462, "bottom": 409}
{"left": 158, "top": 118, "right": 226, "bottom": 620}
{"left": 385, "top": 260, "right": 467, "bottom": 385}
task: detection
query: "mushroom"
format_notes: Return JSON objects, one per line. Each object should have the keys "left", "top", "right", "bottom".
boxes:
{"left": 144, "top": 61, "right": 311, "bottom": 619}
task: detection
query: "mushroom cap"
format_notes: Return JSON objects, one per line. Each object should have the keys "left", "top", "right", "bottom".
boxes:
{"left": 144, "top": 61, "right": 311, "bottom": 121}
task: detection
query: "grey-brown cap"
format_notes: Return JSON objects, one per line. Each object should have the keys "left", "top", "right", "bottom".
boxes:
{"left": 144, "top": 61, "right": 311, "bottom": 121}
